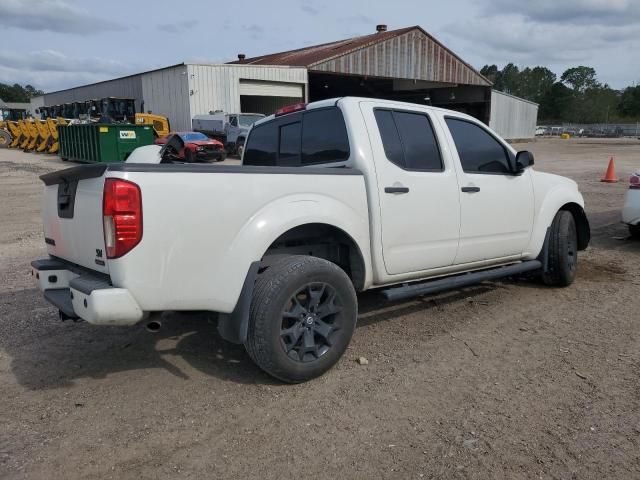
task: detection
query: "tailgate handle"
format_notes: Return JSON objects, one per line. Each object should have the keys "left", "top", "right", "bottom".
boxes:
{"left": 57, "top": 181, "right": 79, "bottom": 219}
{"left": 58, "top": 194, "right": 71, "bottom": 207}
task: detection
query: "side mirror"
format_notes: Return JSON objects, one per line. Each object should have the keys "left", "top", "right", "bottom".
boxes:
{"left": 515, "top": 150, "right": 534, "bottom": 173}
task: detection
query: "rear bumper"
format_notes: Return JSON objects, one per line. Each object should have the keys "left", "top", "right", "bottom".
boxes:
{"left": 31, "top": 258, "right": 144, "bottom": 326}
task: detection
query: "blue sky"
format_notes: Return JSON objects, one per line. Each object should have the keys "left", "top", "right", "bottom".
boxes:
{"left": 0, "top": 0, "right": 638, "bottom": 92}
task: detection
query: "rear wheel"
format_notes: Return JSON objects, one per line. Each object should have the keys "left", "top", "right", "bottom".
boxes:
{"left": 0, "top": 130, "right": 11, "bottom": 148}
{"left": 629, "top": 224, "right": 640, "bottom": 239}
{"left": 542, "top": 210, "right": 578, "bottom": 286}
{"left": 245, "top": 255, "right": 357, "bottom": 383}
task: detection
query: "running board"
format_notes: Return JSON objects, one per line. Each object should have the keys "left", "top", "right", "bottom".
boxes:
{"left": 381, "top": 260, "right": 542, "bottom": 302}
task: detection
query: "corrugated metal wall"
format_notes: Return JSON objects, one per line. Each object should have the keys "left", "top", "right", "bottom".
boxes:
{"left": 312, "top": 30, "right": 490, "bottom": 86}
{"left": 43, "top": 75, "right": 144, "bottom": 112}
{"left": 489, "top": 90, "right": 538, "bottom": 140}
{"left": 187, "top": 64, "right": 308, "bottom": 122}
{"left": 140, "top": 66, "right": 190, "bottom": 132}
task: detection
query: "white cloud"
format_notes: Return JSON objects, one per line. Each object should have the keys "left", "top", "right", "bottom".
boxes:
{"left": 0, "top": 49, "right": 139, "bottom": 91}
{"left": 0, "top": 0, "right": 126, "bottom": 34}
{"left": 487, "top": 0, "right": 640, "bottom": 25}
{"left": 158, "top": 20, "right": 198, "bottom": 34}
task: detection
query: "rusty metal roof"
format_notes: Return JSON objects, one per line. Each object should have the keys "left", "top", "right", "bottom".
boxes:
{"left": 229, "top": 26, "right": 491, "bottom": 86}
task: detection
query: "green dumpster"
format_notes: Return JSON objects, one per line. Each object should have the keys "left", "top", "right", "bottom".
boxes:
{"left": 58, "top": 123, "right": 155, "bottom": 163}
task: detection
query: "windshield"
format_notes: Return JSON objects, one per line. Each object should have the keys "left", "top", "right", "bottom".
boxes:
{"left": 238, "top": 115, "right": 264, "bottom": 127}
{"left": 181, "top": 132, "right": 209, "bottom": 141}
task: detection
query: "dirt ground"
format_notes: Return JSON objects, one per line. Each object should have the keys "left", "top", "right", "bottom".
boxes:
{"left": 1, "top": 139, "right": 639, "bottom": 479}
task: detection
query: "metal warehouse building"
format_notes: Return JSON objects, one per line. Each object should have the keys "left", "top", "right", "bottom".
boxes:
{"left": 32, "top": 25, "right": 537, "bottom": 139}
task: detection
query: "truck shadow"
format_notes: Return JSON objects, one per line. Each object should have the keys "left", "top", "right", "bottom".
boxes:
{"left": 4, "top": 284, "right": 502, "bottom": 389}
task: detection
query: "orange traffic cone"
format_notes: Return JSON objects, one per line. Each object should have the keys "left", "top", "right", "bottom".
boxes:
{"left": 601, "top": 156, "right": 619, "bottom": 183}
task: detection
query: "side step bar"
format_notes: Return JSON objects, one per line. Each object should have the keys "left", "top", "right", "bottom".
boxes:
{"left": 382, "top": 260, "right": 542, "bottom": 302}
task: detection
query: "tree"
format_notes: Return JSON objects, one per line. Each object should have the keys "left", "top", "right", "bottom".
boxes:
{"left": 480, "top": 64, "right": 502, "bottom": 89}
{"left": 0, "top": 82, "right": 44, "bottom": 102}
{"left": 539, "top": 82, "right": 573, "bottom": 122}
{"left": 618, "top": 85, "right": 640, "bottom": 118}
{"left": 560, "top": 66, "right": 599, "bottom": 93}
{"left": 500, "top": 63, "right": 520, "bottom": 95}
{"left": 519, "top": 67, "right": 556, "bottom": 104}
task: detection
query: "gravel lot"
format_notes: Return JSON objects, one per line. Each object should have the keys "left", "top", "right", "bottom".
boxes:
{"left": 1, "top": 139, "right": 639, "bottom": 479}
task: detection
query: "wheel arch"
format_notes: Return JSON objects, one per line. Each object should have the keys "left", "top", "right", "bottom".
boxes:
{"left": 262, "top": 222, "right": 367, "bottom": 291}
{"left": 560, "top": 202, "right": 590, "bottom": 250}
{"left": 526, "top": 187, "right": 590, "bottom": 258}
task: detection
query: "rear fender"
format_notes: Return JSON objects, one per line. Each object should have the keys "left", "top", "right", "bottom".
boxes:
{"left": 224, "top": 193, "right": 372, "bottom": 290}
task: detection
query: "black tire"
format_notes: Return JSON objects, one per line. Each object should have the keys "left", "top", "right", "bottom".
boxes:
{"left": 236, "top": 139, "right": 245, "bottom": 158}
{"left": 245, "top": 255, "right": 357, "bottom": 383}
{"left": 184, "top": 149, "right": 195, "bottom": 163}
{"left": 629, "top": 224, "right": 640, "bottom": 239}
{"left": 0, "top": 130, "right": 11, "bottom": 148}
{"left": 542, "top": 210, "right": 578, "bottom": 286}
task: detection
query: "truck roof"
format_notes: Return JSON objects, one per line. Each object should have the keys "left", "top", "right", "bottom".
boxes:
{"left": 253, "top": 96, "right": 477, "bottom": 127}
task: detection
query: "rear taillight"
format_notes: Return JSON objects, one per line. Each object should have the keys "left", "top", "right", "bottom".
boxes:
{"left": 630, "top": 174, "right": 640, "bottom": 190}
{"left": 102, "top": 178, "right": 142, "bottom": 259}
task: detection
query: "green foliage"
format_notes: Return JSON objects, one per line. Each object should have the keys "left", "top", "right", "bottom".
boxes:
{"left": 481, "top": 63, "right": 637, "bottom": 123}
{"left": 560, "top": 66, "right": 598, "bottom": 93}
{"left": 0, "top": 83, "right": 44, "bottom": 103}
{"left": 619, "top": 86, "right": 640, "bottom": 117}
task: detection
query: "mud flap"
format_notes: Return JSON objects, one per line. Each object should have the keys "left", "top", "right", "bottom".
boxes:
{"left": 217, "top": 261, "right": 260, "bottom": 344}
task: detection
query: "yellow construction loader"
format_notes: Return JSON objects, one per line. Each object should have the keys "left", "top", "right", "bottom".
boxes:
{"left": 7, "top": 121, "right": 24, "bottom": 148}
{"left": 135, "top": 112, "right": 171, "bottom": 137}
{"left": 34, "top": 119, "right": 53, "bottom": 152}
{"left": 47, "top": 117, "right": 66, "bottom": 154}
{"left": 0, "top": 121, "right": 11, "bottom": 148}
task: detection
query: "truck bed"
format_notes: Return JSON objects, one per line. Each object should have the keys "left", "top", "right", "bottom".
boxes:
{"left": 39, "top": 163, "right": 369, "bottom": 315}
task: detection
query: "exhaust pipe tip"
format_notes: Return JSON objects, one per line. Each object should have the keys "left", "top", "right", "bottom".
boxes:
{"left": 146, "top": 320, "right": 161, "bottom": 333}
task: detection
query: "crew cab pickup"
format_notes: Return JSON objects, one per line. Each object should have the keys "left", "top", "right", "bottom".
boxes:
{"left": 32, "top": 97, "right": 590, "bottom": 382}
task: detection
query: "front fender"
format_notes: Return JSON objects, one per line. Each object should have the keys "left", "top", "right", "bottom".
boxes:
{"left": 524, "top": 184, "right": 585, "bottom": 259}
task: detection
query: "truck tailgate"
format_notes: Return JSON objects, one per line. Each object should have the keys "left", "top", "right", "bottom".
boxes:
{"left": 40, "top": 165, "right": 109, "bottom": 273}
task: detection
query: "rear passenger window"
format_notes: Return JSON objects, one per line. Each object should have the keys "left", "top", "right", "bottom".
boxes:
{"left": 301, "top": 108, "right": 350, "bottom": 165}
{"left": 278, "top": 122, "right": 301, "bottom": 166}
{"left": 243, "top": 122, "right": 278, "bottom": 166}
{"left": 374, "top": 109, "right": 443, "bottom": 171}
{"left": 244, "top": 107, "right": 350, "bottom": 167}
{"left": 374, "top": 110, "right": 403, "bottom": 165}
{"left": 445, "top": 118, "right": 512, "bottom": 174}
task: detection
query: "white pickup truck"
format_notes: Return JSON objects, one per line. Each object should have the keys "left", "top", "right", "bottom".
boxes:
{"left": 32, "top": 97, "right": 590, "bottom": 382}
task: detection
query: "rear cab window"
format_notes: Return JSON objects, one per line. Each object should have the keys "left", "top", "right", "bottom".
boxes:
{"left": 243, "top": 106, "right": 350, "bottom": 167}
{"left": 374, "top": 108, "right": 443, "bottom": 171}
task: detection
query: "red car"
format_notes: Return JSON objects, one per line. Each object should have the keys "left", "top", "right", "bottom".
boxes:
{"left": 155, "top": 132, "right": 226, "bottom": 162}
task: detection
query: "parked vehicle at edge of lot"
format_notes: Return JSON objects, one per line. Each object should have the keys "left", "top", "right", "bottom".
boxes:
{"left": 192, "top": 112, "right": 265, "bottom": 157}
{"left": 622, "top": 172, "right": 640, "bottom": 238}
{"left": 31, "top": 97, "right": 590, "bottom": 383}
{"left": 155, "top": 131, "right": 226, "bottom": 162}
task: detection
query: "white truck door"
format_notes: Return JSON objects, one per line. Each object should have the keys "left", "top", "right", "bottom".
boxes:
{"left": 442, "top": 116, "right": 534, "bottom": 264}
{"left": 361, "top": 103, "right": 461, "bottom": 275}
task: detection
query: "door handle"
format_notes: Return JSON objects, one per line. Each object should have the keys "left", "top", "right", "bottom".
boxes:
{"left": 385, "top": 186, "right": 410, "bottom": 194}
{"left": 461, "top": 186, "right": 480, "bottom": 193}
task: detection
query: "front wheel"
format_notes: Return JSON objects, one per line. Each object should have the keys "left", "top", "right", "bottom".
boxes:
{"left": 542, "top": 210, "right": 578, "bottom": 286}
{"left": 184, "top": 149, "right": 195, "bottom": 163}
{"left": 236, "top": 139, "right": 245, "bottom": 158}
{"left": 245, "top": 255, "right": 357, "bottom": 383}
{"left": 629, "top": 224, "right": 640, "bottom": 239}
